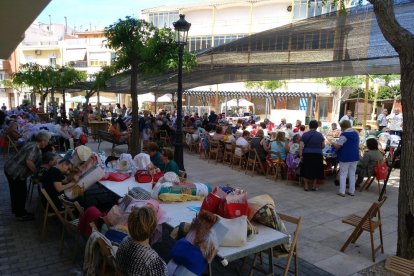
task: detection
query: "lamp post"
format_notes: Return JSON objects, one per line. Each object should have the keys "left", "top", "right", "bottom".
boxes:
{"left": 173, "top": 14, "right": 191, "bottom": 171}
{"left": 59, "top": 67, "right": 67, "bottom": 120}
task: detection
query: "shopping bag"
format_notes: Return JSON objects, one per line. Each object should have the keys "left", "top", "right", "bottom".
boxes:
{"left": 374, "top": 162, "right": 388, "bottom": 180}
{"left": 79, "top": 134, "right": 88, "bottom": 145}
{"left": 78, "top": 165, "right": 105, "bottom": 191}
{"left": 218, "top": 190, "right": 248, "bottom": 219}
{"left": 200, "top": 193, "right": 222, "bottom": 214}
{"left": 101, "top": 172, "right": 130, "bottom": 182}
{"left": 218, "top": 215, "right": 248, "bottom": 247}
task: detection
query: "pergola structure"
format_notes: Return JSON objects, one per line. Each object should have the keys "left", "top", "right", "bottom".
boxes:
{"left": 106, "top": 0, "right": 413, "bottom": 94}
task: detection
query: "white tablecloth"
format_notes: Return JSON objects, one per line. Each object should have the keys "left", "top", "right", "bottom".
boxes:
{"left": 98, "top": 177, "right": 289, "bottom": 263}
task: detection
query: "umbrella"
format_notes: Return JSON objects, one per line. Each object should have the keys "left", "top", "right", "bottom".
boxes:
{"left": 66, "top": 95, "right": 86, "bottom": 103}
{"left": 89, "top": 96, "right": 115, "bottom": 103}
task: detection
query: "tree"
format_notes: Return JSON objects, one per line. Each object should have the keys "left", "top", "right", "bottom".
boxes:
{"left": 377, "top": 85, "right": 400, "bottom": 100}
{"left": 57, "top": 67, "right": 87, "bottom": 119}
{"left": 374, "top": 74, "right": 401, "bottom": 86}
{"left": 245, "top": 80, "right": 284, "bottom": 92}
{"left": 326, "top": 0, "right": 414, "bottom": 258}
{"left": 105, "top": 17, "right": 181, "bottom": 156}
{"left": 85, "top": 66, "right": 114, "bottom": 104}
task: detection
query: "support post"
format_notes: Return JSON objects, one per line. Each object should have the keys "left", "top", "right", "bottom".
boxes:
{"left": 363, "top": 74, "right": 370, "bottom": 127}
{"left": 174, "top": 44, "right": 185, "bottom": 171}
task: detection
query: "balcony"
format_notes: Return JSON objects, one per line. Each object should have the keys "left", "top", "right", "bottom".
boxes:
{"left": 67, "top": 60, "right": 88, "bottom": 68}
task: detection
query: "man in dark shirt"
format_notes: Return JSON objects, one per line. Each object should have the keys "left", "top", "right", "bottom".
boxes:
{"left": 41, "top": 159, "right": 77, "bottom": 209}
{"left": 208, "top": 111, "right": 218, "bottom": 124}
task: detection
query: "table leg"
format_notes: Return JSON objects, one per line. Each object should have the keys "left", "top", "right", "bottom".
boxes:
{"left": 209, "top": 263, "right": 212, "bottom": 276}
{"left": 268, "top": 247, "right": 274, "bottom": 275}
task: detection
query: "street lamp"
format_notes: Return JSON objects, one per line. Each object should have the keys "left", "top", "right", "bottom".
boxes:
{"left": 173, "top": 14, "right": 191, "bottom": 171}
{"left": 59, "top": 66, "right": 67, "bottom": 120}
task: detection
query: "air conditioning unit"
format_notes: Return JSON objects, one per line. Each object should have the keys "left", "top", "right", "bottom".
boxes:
{"left": 35, "top": 50, "right": 41, "bottom": 55}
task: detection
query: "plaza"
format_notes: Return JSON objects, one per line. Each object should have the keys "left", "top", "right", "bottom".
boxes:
{"left": 1, "top": 0, "right": 413, "bottom": 275}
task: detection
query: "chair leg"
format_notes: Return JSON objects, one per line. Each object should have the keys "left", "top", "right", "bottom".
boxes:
{"left": 351, "top": 228, "right": 364, "bottom": 244}
{"left": 248, "top": 253, "right": 259, "bottom": 276}
{"left": 283, "top": 248, "right": 295, "bottom": 276}
{"left": 41, "top": 206, "right": 49, "bottom": 242}
{"left": 379, "top": 224, "right": 384, "bottom": 253}
{"left": 60, "top": 226, "right": 65, "bottom": 255}
{"left": 294, "top": 251, "right": 299, "bottom": 276}
{"left": 369, "top": 230, "right": 376, "bottom": 262}
{"left": 341, "top": 227, "right": 361, "bottom": 252}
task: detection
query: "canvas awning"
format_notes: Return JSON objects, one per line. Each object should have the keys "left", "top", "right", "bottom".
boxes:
{"left": 66, "top": 95, "right": 86, "bottom": 103}
{"left": 89, "top": 96, "right": 115, "bottom": 103}
{"left": 65, "top": 49, "right": 87, "bottom": 61}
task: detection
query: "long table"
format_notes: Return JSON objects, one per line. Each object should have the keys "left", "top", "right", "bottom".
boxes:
{"left": 99, "top": 177, "right": 289, "bottom": 274}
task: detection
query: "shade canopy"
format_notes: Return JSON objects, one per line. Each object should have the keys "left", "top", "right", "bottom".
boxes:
{"left": 66, "top": 95, "right": 86, "bottom": 103}
{"left": 89, "top": 96, "right": 115, "bottom": 103}
{"left": 157, "top": 94, "right": 173, "bottom": 103}
{"left": 107, "top": 0, "right": 413, "bottom": 94}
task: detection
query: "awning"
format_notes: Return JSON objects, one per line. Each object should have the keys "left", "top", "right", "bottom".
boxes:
{"left": 157, "top": 94, "right": 173, "bottom": 103}
{"left": 66, "top": 95, "right": 86, "bottom": 103}
{"left": 65, "top": 49, "right": 86, "bottom": 61}
{"left": 89, "top": 96, "right": 115, "bottom": 103}
{"left": 183, "top": 90, "right": 315, "bottom": 98}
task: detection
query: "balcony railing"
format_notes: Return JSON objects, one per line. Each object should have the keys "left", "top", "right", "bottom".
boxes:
{"left": 66, "top": 61, "right": 88, "bottom": 68}
{"left": 22, "top": 41, "right": 60, "bottom": 46}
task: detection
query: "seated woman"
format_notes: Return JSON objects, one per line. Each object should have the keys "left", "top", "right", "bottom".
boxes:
{"left": 285, "top": 134, "right": 301, "bottom": 178}
{"left": 108, "top": 120, "right": 129, "bottom": 144}
{"left": 270, "top": 131, "right": 287, "bottom": 160}
{"left": 147, "top": 142, "right": 165, "bottom": 171}
{"left": 250, "top": 129, "right": 269, "bottom": 164}
{"left": 116, "top": 207, "right": 168, "bottom": 276}
{"left": 223, "top": 126, "right": 236, "bottom": 150}
{"left": 41, "top": 159, "right": 79, "bottom": 209}
{"left": 160, "top": 149, "right": 180, "bottom": 175}
{"left": 235, "top": 130, "right": 250, "bottom": 157}
{"left": 355, "top": 138, "right": 384, "bottom": 187}
{"left": 211, "top": 125, "right": 224, "bottom": 141}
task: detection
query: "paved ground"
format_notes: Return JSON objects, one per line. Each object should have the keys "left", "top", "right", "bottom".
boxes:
{"left": 0, "top": 140, "right": 399, "bottom": 275}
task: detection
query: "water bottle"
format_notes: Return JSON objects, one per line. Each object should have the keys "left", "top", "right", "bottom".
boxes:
{"left": 98, "top": 150, "right": 106, "bottom": 165}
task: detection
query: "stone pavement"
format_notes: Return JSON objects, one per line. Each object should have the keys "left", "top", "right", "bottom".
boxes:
{"left": 0, "top": 140, "right": 399, "bottom": 275}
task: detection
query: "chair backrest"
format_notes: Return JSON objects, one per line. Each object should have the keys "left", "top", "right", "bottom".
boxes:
{"left": 6, "top": 134, "right": 18, "bottom": 152}
{"left": 59, "top": 196, "right": 84, "bottom": 221}
{"left": 210, "top": 140, "right": 220, "bottom": 151}
{"left": 40, "top": 187, "right": 65, "bottom": 224}
{"left": 367, "top": 195, "right": 387, "bottom": 219}
{"left": 247, "top": 148, "right": 258, "bottom": 161}
{"left": 278, "top": 213, "right": 304, "bottom": 254}
{"left": 90, "top": 222, "right": 118, "bottom": 274}
{"left": 269, "top": 151, "right": 282, "bottom": 159}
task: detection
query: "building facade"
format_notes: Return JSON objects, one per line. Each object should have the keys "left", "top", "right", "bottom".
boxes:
{"left": 141, "top": 0, "right": 344, "bottom": 123}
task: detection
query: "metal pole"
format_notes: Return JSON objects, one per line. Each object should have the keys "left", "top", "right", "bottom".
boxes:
{"left": 174, "top": 44, "right": 185, "bottom": 171}
{"left": 363, "top": 74, "right": 369, "bottom": 127}
{"left": 62, "top": 89, "right": 66, "bottom": 119}
{"left": 224, "top": 92, "right": 228, "bottom": 119}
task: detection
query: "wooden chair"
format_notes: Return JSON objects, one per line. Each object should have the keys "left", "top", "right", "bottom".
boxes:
{"left": 247, "top": 213, "right": 304, "bottom": 276}
{"left": 39, "top": 186, "right": 66, "bottom": 242}
{"left": 222, "top": 142, "right": 235, "bottom": 166}
{"left": 90, "top": 223, "right": 119, "bottom": 275}
{"left": 385, "top": 256, "right": 414, "bottom": 276}
{"left": 232, "top": 145, "right": 247, "bottom": 171}
{"left": 208, "top": 140, "right": 222, "bottom": 164}
{"left": 340, "top": 196, "right": 387, "bottom": 262}
{"left": 188, "top": 135, "right": 199, "bottom": 153}
{"left": 6, "top": 134, "right": 18, "bottom": 156}
{"left": 40, "top": 188, "right": 82, "bottom": 260}
{"left": 245, "top": 148, "right": 265, "bottom": 176}
{"left": 159, "top": 130, "right": 170, "bottom": 147}
{"left": 266, "top": 151, "right": 287, "bottom": 180}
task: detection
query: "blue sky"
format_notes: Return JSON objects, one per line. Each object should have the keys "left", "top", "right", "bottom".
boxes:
{"left": 36, "top": 0, "right": 186, "bottom": 31}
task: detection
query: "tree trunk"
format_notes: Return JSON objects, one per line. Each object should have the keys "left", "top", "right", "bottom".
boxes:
{"left": 129, "top": 66, "right": 140, "bottom": 156}
{"left": 370, "top": 0, "right": 414, "bottom": 259}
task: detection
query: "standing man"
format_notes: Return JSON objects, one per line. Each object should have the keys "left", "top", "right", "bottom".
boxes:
{"left": 339, "top": 110, "right": 354, "bottom": 127}
{"left": 377, "top": 109, "right": 388, "bottom": 131}
{"left": 387, "top": 108, "right": 403, "bottom": 137}
{"left": 332, "top": 120, "right": 360, "bottom": 197}
{"left": 1, "top": 103, "right": 7, "bottom": 112}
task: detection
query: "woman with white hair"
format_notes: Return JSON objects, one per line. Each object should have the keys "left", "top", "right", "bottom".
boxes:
{"left": 4, "top": 130, "right": 51, "bottom": 221}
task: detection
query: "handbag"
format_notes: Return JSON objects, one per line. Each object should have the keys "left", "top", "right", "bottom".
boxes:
{"left": 134, "top": 169, "right": 152, "bottom": 183}
{"left": 153, "top": 171, "right": 164, "bottom": 183}
{"left": 374, "top": 162, "right": 388, "bottom": 180}
{"left": 79, "top": 134, "right": 88, "bottom": 145}
{"left": 218, "top": 215, "right": 248, "bottom": 247}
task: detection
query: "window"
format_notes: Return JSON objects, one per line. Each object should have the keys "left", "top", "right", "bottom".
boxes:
{"left": 0, "top": 72, "right": 5, "bottom": 81}
{"left": 49, "top": 57, "right": 57, "bottom": 66}
{"left": 318, "top": 97, "right": 329, "bottom": 121}
{"left": 148, "top": 11, "right": 179, "bottom": 28}
{"left": 89, "top": 60, "right": 108, "bottom": 66}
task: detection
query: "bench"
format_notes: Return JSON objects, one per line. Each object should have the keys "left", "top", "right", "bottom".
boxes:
{"left": 385, "top": 256, "right": 414, "bottom": 276}
{"left": 97, "top": 130, "right": 128, "bottom": 151}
